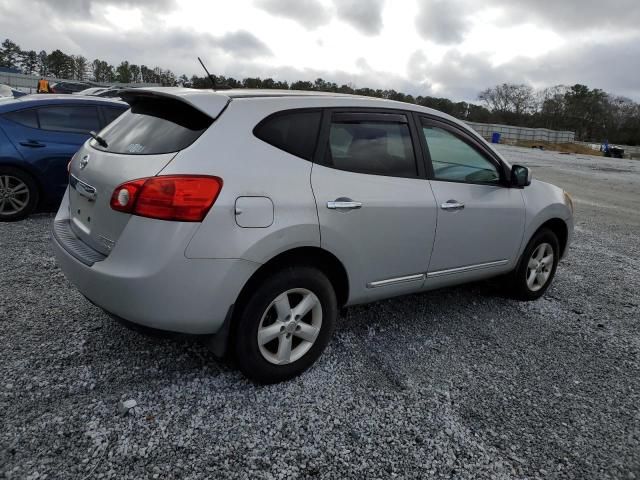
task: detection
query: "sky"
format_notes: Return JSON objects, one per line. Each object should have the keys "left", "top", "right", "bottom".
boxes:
{"left": 1, "top": 0, "right": 639, "bottom": 102}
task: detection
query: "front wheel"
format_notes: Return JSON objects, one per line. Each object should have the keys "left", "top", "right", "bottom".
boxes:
{"left": 233, "top": 266, "right": 337, "bottom": 384}
{"left": 510, "top": 228, "right": 560, "bottom": 301}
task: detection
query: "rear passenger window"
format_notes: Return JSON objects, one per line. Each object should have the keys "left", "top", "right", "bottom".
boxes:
{"left": 326, "top": 116, "right": 417, "bottom": 177}
{"left": 3, "top": 109, "right": 38, "bottom": 129}
{"left": 38, "top": 106, "right": 101, "bottom": 133}
{"left": 254, "top": 111, "right": 321, "bottom": 161}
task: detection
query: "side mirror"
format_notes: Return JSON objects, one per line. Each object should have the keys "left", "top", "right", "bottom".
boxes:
{"left": 511, "top": 165, "right": 532, "bottom": 187}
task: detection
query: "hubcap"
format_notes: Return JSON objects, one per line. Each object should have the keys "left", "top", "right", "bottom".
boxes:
{"left": 0, "top": 175, "right": 30, "bottom": 216}
{"left": 257, "top": 288, "right": 323, "bottom": 365}
{"left": 526, "top": 242, "right": 554, "bottom": 292}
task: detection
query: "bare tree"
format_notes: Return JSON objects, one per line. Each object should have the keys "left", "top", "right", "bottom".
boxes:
{"left": 478, "top": 83, "right": 536, "bottom": 117}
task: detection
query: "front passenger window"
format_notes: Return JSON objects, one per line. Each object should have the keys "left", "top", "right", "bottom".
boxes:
{"left": 422, "top": 125, "right": 500, "bottom": 184}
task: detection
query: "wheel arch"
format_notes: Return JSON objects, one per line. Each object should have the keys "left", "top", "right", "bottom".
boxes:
{"left": 235, "top": 246, "right": 350, "bottom": 311}
{"left": 209, "top": 246, "right": 349, "bottom": 358}
{"left": 536, "top": 217, "right": 569, "bottom": 257}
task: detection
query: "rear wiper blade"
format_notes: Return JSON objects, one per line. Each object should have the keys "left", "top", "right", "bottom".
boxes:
{"left": 89, "top": 130, "right": 108, "bottom": 148}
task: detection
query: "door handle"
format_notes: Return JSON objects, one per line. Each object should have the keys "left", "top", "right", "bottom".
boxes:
{"left": 441, "top": 200, "right": 465, "bottom": 211}
{"left": 19, "top": 140, "right": 45, "bottom": 148}
{"left": 327, "top": 199, "right": 362, "bottom": 210}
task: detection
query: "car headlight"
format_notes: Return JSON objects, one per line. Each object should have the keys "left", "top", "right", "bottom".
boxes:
{"left": 563, "top": 191, "right": 574, "bottom": 214}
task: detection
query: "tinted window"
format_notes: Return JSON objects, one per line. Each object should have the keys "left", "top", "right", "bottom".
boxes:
{"left": 3, "top": 109, "right": 38, "bottom": 129}
{"left": 102, "top": 107, "right": 125, "bottom": 126}
{"left": 98, "top": 89, "right": 123, "bottom": 98}
{"left": 38, "top": 106, "right": 100, "bottom": 133}
{"left": 92, "top": 97, "right": 213, "bottom": 155}
{"left": 254, "top": 111, "right": 321, "bottom": 161}
{"left": 326, "top": 119, "right": 417, "bottom": 177}
{"left": 422, "top": 125, "right": 500, "bottom": 184}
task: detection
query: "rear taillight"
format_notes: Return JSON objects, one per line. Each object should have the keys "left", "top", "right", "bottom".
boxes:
{"left": 110, "top": 175, "right": 223, "bottom": 222}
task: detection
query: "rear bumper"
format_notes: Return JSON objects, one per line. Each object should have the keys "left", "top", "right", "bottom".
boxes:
{"left": 52, "top": 192, "right": 259, "bottom": 334}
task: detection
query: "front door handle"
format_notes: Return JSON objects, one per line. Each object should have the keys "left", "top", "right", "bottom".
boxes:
{"left": 327, "top": 198, "right": 362, "bottom": 210}
{"left": 20, "top": 140, "right": 45, "bottom": 148}
{"left": 441, "top": 200, "right": 465, "bottom": 211}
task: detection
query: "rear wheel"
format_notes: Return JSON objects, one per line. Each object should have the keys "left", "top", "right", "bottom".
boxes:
{"left": 234, "top": 266, "right": 337, "bottom": 384}
{"left": 510, "top": 228, "right": 560, "bottom": 300}
{"left": 0, "top": 167, "right": 39, "bottom": 221}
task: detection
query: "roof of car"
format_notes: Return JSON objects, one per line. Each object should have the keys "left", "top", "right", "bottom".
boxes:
{"left": 122, "top": 86, "right": 458, "bottom": 123}
{"left": 222, "top": 89, "right": 359, "bottom": 99}
{"left": 0, "top": 94, "right": 127, "bottom": 112}
{"left": 121, "top": 87, "right": 464, "bottom": 133}
{"left": 119, "top": 87, "right": 506, "bottom": 164}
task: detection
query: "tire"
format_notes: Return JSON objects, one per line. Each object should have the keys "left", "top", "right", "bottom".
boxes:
{"left": 233, "top": 266, "right": 338, "bottom": 384}
{"left": 0, "top": 166, "right": 39, "bottom": 222}
{"left": 509, "top": 228, "right": 560, "bottom": 301}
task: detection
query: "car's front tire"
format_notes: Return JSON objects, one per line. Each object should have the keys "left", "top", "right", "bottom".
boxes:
{"left": 0, "top": 167, "right": 39, "bottom": 222}
{"left": 233, "top": 266, "right": 337, "bottom": 384}
{"left": 510, "top": 228, "right": 560, "bottom": 301}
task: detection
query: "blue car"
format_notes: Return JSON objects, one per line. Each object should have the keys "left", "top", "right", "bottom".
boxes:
{"left": 0, "top": 95, "right": 127, "bottom": 220}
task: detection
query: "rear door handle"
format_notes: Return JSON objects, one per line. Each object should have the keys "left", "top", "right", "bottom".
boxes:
{"left": 327, "top": 199, "right": 362, "bottom": 210}
{"left": 441, "top": 200, "right": 465, "bottom": 211}
{"left": 19, "top": 140, "right": 45, "bottom": 148}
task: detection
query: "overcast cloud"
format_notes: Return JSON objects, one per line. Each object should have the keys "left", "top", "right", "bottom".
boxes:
{"left": 415, "top": 0, "right": 469, "bottom": 45}
{"left": 0, "top": 0, "right": 638, "bottom": 101}
{"left": 333, "top": 0, "right": 385, "bottom": 36}
{"left": 255, "top": 0, "right": 332, "bottom": 29}
{"left": 31, "top": 0, "right": 177, "bottom": 17}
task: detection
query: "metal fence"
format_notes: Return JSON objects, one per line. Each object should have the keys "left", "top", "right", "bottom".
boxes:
{"left": 0, "top": 71, "right": 159, "bottom": 93}
{"left": 466, "top": 122, "right": 575, "bottom": 144}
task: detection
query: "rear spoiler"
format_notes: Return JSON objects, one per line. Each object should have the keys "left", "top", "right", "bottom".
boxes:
{"left": 120, "top": 87, "right": 231, "bottom": 120}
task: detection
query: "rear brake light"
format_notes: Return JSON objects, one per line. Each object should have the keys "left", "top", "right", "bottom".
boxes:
{"left": 110, "top": 175, "right": 222, "bottom": 222}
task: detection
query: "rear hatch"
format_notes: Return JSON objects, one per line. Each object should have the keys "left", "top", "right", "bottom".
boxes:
{"left": 66, "top": 89, "right": 229, "bottom": 255}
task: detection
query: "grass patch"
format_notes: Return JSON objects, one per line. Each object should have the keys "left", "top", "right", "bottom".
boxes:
{"left": 512, "top": 140, "right": 603, "bottom": 156}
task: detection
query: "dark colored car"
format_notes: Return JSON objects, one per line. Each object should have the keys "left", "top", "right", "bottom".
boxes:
{"left": 0, "top": 95, "right": 127, "bottom": 220}
{"left": 49, "top": 81, "right": 92, "bottom": 94}
{"left": 94, "top": 87, "right": 125, "bottom": 98}
{"left": 605, "top": 146, "right": 625, "bottom": 159}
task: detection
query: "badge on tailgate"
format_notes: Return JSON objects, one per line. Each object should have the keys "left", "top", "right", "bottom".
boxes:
{"left": 69, "top": 174, "right": 97, "bottom": 202}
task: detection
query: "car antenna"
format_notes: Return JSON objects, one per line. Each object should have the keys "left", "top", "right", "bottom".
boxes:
{"left": 198, "top": 57, "right": 217, "bottom": 90}
{"left": 197, "top": 57, "right": 231, "bottom": 90}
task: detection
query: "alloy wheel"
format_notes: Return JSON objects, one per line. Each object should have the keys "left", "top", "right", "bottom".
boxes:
{"left": 0, "top": 175, "right": 30, "bottom": 216}
{"left": 257, "top": 288, "right": 323, "bottom": 365}
{"left": 526, "top": 242, "right": 554, "bottom": 292}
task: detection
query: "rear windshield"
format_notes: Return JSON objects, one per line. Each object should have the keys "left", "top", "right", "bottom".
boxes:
{"left": 91, "top": 97, "right": 213, "bottom": 155}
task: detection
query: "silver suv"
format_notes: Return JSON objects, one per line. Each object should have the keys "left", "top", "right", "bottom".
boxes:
{"left": 53, "top": 88, "right": 574, "bottom": 383}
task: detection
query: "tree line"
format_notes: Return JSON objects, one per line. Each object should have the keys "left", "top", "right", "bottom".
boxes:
{"left": 0, "top": 39, "right": 177, "bottom": 86}
{"left": 1, "top": 38, "right": 638, "bottom": 145}
{"left": 479, "top": 84, "right": 640, "bottom": 146}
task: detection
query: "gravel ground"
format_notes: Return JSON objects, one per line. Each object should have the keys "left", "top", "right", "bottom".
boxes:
{"left": 1, "top": 146, "right": 639, "bottom": 480}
